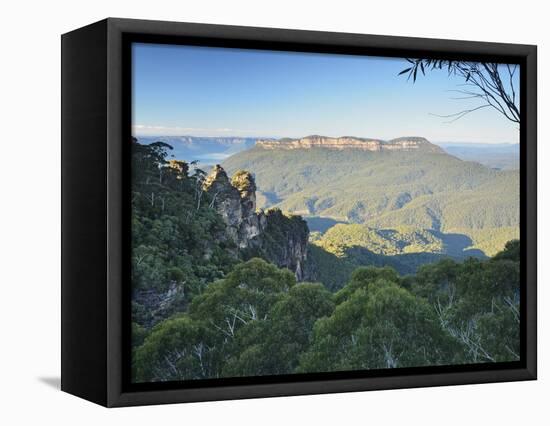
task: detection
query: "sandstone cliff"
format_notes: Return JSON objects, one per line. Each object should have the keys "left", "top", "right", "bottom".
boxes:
{"left": 203, "top": 165, "right": 309, "bottom": 280}
{"left": 203, "top": 166, "right": 265, "bottom": 247}
{"left": 256, "top": 135, "right": 444, "bottom": 153}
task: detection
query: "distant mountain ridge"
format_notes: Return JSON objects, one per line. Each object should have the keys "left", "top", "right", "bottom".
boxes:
{"left": 257, "top": 135, "right": 444, "bottom": 153}
{"left": 136, "top": 136, "right": 257, "bottom": 164}
{"left": 135, "top": 135, "right": 517, "bottom": 167}
{"left": 437, "top": 142, "right": 519, "bottom": 170}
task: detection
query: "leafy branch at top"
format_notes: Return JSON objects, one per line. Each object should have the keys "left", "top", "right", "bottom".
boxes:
{"left": 399, "top": 59, "right": 520, "bottom": 124}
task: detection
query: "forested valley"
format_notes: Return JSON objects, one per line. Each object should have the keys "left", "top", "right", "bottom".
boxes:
{"left": 131, "top": 139, "right": 520, "bottom": 383}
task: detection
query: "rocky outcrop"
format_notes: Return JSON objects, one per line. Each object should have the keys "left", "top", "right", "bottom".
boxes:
{"left": 203, "top": 165, "right": 309, "bottom": 280}
{"left": 256, "top": 135, "right": 444, "bottom": 153}
{"left": 203, "top": 165, "right": 265, "bottom": 248}
{"left": 386, "top": 137, "right": 444, "bottom": 152}
{"left": 133, "top": 281, "right": 186, "bottom": 327}
{"left": 258, "top": 209, "right": 309, "bottom": 281}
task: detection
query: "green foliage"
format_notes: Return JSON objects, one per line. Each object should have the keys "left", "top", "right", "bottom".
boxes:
{"left": 299, "top": 277, "right": 458, "bottom": 372}
{"left": 450, "top": 227, "right": 519, "bottom": 258}
{"left": 411, "top": 258, "right": 461, "bottom": 302}
{"left": 188, "top": 258, "right": 293, "bottom": 359}
{"left": 492, "top": 239, "right": 520, "bottom": 262}
{"left": 132, "top": 242, "right": 520, "bottom": 382}
{"left": 131, "top": 139, "right": 238, "bottom": 326}
{"left": 305, "top": 244, "right": 356, "bottom": 291}
{"left": 314, "top": 224, "right": 443, "bottom": 256}
{"left": 131, "top": 322, "right": 148, "bottom": 349}
{"left": 189, "top": 258, "right": 296, "bottom": 338}
{"left": 223, "top": 147, "right": 519, "bottom": 256}
{"left": 223, "top": 283, "right": 334, "bottom": 377}
{"left": 333, "top": 266, "right": 401, "bottom": 304}
{"left": 133, "top": 316, "right": 220, "bottom": 382}
{"left": 134, "top": 261, "right": 333, "bottom": 381}
{"left": 306, "top": 223, "right": 477, "bottom": 287}
{"left": 409, "top": 240, "right": 520, "bottom": 363}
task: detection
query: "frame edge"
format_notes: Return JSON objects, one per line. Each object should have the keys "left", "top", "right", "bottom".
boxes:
{"left": 102, "top": 17, "right": 537, "bottom": 407}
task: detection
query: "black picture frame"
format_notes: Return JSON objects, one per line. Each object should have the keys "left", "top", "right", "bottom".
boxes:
{"left": 61, "top": 17, "right": 537, "bottom": 407}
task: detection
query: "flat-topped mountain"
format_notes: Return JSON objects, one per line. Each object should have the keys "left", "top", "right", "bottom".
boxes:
{"left": 223, "top": 142, "right": 519, "bottom": 257}
{"left": 256, "top": 135, "right": 444, "bottom": 153}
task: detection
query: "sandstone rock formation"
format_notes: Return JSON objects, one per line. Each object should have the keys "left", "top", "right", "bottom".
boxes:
{"left": 258, "top": 209, "right": 309, "bottom": 281}
{"left": 203, "top": 165, "right": 309, "bottom": 280}
{"left": 203, "top": 165, "right": 265, "bottom": 248}
{"left": 256, "top": 135, "right": 444, "bottom": 153}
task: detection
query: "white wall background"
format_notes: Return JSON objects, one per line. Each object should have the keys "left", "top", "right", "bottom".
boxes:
{"left": 1, "top": 0, "right": 546, "bottom": 423}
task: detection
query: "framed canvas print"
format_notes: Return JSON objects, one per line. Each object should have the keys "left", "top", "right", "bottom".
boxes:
{"left": 61, "top": 18, "right": 537, "bottom": 407}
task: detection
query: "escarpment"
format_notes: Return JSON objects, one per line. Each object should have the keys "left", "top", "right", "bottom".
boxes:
{"left": 203, "top": 165, "right": 309, "bottom": 280}
{"left": 256, "top": 135, "right": 444, "bottom": 153}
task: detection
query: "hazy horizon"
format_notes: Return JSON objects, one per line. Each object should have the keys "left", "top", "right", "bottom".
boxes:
{"left": 131, "top": 133, "right": 520, "bottom": 146}
{"left": 132, "top": 43, "right": 519, "bottom": 145}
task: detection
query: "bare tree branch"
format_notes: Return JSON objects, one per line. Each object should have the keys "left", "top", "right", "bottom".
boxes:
{"left": 428, "top": 104, "right": 492, "bottom": 123}
{"left": 399, "top": 59, "right": 520, "bottom": 124}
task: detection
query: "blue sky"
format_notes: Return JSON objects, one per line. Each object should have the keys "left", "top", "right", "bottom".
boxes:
{"left": 132, "top": 43, "right": 519, "bottom": 144}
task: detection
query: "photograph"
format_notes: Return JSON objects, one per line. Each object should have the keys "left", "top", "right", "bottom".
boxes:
{"left": 1, "top": 0, "right": 544, "bottom": 422}
{"left": 129, "top": 42, "right": 521, "bottom": 383}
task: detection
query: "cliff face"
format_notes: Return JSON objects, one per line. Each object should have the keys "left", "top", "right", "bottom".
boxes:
{"left": 203, "top": 166, "right": 265, "bottom": 247}
{"left": 256, "top": 135, "right": 444, "bottom": 153}
{"left": 204, "top": 165, "right": 309, "bottom": 280}
{"left": 257, "top": 209, "right": 309, "bottom": 281}
{"left": 133, "top": 281, "right": 186, "bottom": 327}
